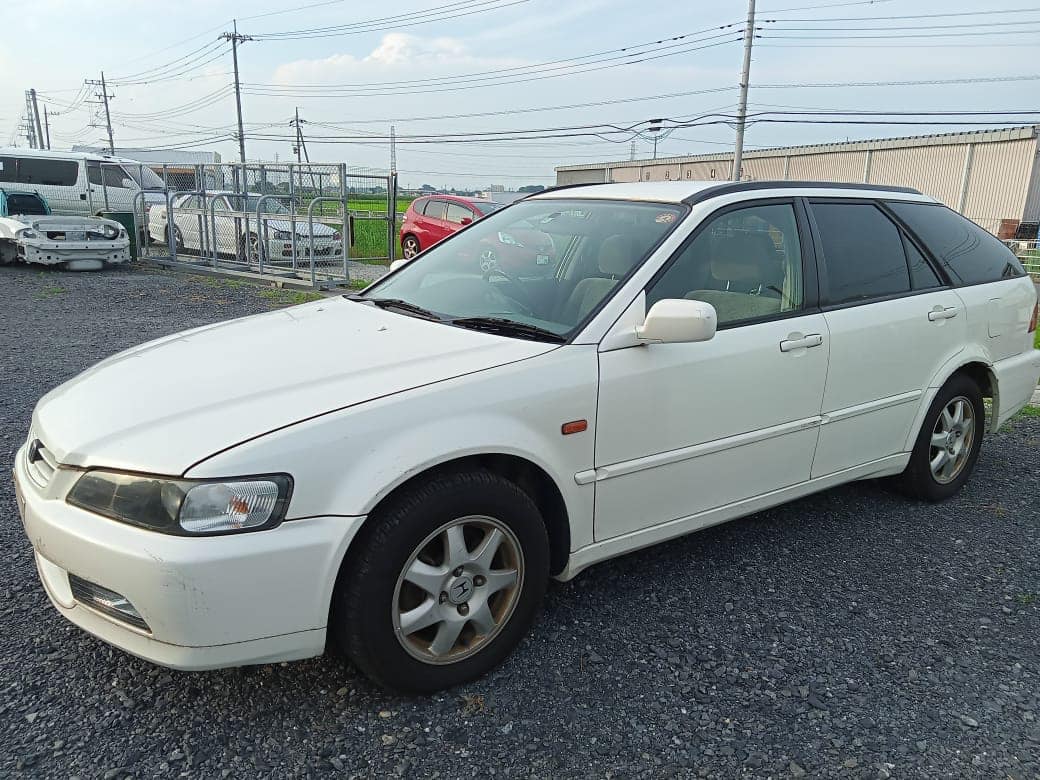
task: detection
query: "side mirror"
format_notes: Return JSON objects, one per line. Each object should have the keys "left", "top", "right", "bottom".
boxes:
{"left": 460, "top": 217, "right": 473, "bottom": 226}
{"left": 389, "top": 257, "right": 411, "bottom": 272}
{"left": 635, "top": 299, "right": 717, "bottom": 344}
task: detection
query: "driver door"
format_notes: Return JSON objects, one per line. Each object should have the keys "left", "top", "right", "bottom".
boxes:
{"left": 594, "top": 200, "right": 829, "bottom": 540}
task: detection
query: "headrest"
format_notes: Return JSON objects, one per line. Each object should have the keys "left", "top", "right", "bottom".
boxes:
{"left": 598, "top": 235, "right": 636, "bottom": 277}
{"left": 710, "top": 232, "right": 781, "bottom": 285}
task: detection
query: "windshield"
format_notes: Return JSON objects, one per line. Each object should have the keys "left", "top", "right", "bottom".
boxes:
{"left": 242, "top": 196, "right": 290, "bottom": 214}
{"left": 365, "top": 198, "right": 686, "bottom": 338}
{"left": 122, "top": 164, "right": 166, "bottom": 190}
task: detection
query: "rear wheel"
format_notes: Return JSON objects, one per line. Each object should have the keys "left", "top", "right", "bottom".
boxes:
{"left": 331, "top": 470, "right": 549, "bottom": 693}
{"left": 402, "top": 235, "right": 420, "bottom": 259}
{"left": 166, "top": 226, "right": 184, "bottom": 252}
{"left": 898, "top": 374, "right": 984, "bottom": 501}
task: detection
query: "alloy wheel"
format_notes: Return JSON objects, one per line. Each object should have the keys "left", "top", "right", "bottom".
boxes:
{"left": 392, "top": 515, "right": 523, "bottom": 665}
{"left": 929, "top": 395, "right": 975, "bottom": 484}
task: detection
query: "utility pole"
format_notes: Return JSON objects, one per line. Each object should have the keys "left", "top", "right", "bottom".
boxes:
{"left": 23, "top": 92, "right": 37, "bottom": 148}
{"left": 85, "top": 73, "right": 116, "bottom": 153}
{"left": 390, "top": 125, "right": 397, "bottom": 175}
{"left": 43, "top": 105, "right": 51, "bottom": 150}
{"left": 221, "top": 21, "right": 253, "bottom": 171}
{"left": 731, "top": 0, "right": 756, "bottom": 181}
{"left": 30, "top": 90, "right": 45, "bottom": 150}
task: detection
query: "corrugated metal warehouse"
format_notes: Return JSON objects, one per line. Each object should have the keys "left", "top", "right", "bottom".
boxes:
{"left": 556, "top": 125, "right": 1040, "bottom": 238}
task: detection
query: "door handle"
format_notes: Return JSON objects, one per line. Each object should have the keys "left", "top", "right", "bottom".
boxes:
{"left": 928, "top": 306, "right": 959, "bottom": 321}
{"left": 780, "top": 333, "right": 824, "bottom": 352}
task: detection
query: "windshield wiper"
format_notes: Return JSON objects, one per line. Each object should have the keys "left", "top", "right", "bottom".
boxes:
{"left": 450, "top": 317, "right": 566, "bottom": 343}
{"left": 348, "top": 295, "right": 445, "bottom": 321}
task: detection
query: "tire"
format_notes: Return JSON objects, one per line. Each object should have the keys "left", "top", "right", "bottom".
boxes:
{"left": 401, "top": 235, "right": 420, "bottom": 259}
{"left": 897, "top": 373, "right": 984, "bottom": 502}
{"left": 167, "top": 226, "right": 184, "bottom": 252}
{"left": 331, "top": 470, "right": 550, "bottom": 694}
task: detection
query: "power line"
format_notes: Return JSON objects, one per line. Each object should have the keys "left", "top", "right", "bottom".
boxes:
{"left": 763, "top": 5, "right": 1040, "bottom": 21}
{"left": 242, "top": 37, "right": 743, "bottom": 99}
{"left": 244, "top": 25, "right": 741, "bottom": 91}
{"left": 249, "top": 0, "right": 528, "bottom": 39}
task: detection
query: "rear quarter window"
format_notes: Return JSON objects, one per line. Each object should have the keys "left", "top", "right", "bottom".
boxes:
{"left": 886, "top": 202, "right": 1026, "bottom": 285}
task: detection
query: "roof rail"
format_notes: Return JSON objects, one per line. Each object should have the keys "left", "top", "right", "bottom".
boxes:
{"left": 682, "top": 180, "right": 921, "bottom": 205}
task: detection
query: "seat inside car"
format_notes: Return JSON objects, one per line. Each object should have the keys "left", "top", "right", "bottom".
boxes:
{"left": 684, "top": 232, "right": 787, "bottom": 323}
{"left": 557, "top": 234, "right": 638, "bottom": 325}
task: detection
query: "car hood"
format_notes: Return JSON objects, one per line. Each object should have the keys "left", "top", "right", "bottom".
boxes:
{"left": 22, "top": 215, "right": 122, "bottom": 231}
{"left": 32, "top": 297, "right": 556, "bottom": 475}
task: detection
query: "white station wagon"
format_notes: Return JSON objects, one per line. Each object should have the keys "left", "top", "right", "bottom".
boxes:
{"left": 13, "top": 181, "right": 1040, "bottom": 693}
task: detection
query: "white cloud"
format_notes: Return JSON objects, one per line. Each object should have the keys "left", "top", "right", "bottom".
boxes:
{"left": 271, "top": 33, "right": 525, "bottom": 85}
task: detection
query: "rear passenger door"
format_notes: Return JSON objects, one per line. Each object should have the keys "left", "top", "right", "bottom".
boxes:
{"left": 419, "top": 198, "right": 449, "bottom": 247}
{"left": 808, "top": 199, "right": 966, "bottom": 478}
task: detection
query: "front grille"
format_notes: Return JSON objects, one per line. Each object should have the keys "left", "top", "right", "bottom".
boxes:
{"left": 24, "top": 437, "right": 58, "bottom": 489}
{"left": 68, "top": 574, "right": 151, "bottom": 632}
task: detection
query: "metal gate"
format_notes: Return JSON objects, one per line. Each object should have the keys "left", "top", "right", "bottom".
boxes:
{"left": 133, "top": 162, "right": 397, "bottom": 287}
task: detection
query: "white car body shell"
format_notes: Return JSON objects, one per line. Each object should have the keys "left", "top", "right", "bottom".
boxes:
{"left": 0, "top": 212, "right": 130, "bottom": 269}
{"left": 13, "top": 181, "right": 1040, "bottom": 670}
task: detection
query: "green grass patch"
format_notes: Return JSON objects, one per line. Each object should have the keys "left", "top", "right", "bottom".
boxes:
{"left": 258, "top": 288, "right": 324, "bottom": 306}
{"left": 1014, "top": 404, "right": 1040, "bottom": 419}
{"left": 36, "top": 285, "right": 66, "bottom": 298}
{"left": 1034, "top": 326, "right": 1039, "bottom": 351}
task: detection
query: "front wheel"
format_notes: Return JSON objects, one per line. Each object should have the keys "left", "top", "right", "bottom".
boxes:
{"left": 897, "top": 374, "right": 984, "bottom": 501}
{"left": 331, "top": 470, "right": 549, "bottom": 693}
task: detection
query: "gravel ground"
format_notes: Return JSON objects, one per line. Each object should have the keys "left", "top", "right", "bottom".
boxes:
{"left": 1, "top": 264, "right": 1038, "bottom": 779}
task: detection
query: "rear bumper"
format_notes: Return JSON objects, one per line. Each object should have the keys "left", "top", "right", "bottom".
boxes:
{"left": 994, "top": 348, "right": 1040, "bottom": 429}
{"left": 14, "top": 444, "right": 366, "bottom": 670}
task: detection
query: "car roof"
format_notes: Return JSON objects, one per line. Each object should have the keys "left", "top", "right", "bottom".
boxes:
{"left": 530, "top": 180, "right": 939, "bottom": 205}
{"left": 0, "top": 146, "right": 147, "bottom": 166}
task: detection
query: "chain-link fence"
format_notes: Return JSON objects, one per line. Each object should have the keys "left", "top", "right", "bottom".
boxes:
{"left": 130, "top": 162, "right": 397, "bottom": 287}
{"left": 1006, "top": 238, "right": 1040, "bottom": 280}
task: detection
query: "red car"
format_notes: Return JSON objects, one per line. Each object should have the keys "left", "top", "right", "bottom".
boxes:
{"left": 399, "top": 195, "right": 502, "bottom": 258}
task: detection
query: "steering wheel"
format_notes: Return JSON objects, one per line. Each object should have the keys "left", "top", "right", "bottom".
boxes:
{"left": 479, "top": 250, "right": 536, "bottom": 315}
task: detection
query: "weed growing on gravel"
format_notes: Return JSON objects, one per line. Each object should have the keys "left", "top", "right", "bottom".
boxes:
{"left": 258, "top": 288, "right": 323, "bottom": 306}
{"left": 36, "top": 285, "right": 65, "bottom": 298}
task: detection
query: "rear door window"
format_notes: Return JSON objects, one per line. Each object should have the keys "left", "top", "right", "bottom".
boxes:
{"left": 0, "top": 157, "right": 15, "bottom": 183}
{"left": 812, "top": 202, "right": 911, "bottom": 305}
{"left": 886, "top": 201, "right": 1026, "bottom": 285}
{"left": 423, "top": 199, "right": 446, "bottom": 220}
{"left": 17, "top": 157, "right": 78, "bottom": 186}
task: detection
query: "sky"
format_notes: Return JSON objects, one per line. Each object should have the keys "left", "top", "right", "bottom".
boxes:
{"left": 4, "top": 0, "right": 1040, "bottom": 190}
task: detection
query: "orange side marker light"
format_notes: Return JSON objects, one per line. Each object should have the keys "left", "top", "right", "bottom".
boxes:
{"left": 561, "top": 420, "right": 588, "bottom": 435}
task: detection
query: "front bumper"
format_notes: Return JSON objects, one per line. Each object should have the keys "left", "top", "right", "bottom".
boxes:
{"left": 13, "top": 444, "right": 365, "bottom": 670}
{"left": 265, "top": 238, "right": 343, "bottom": 260}
{"left": 20, "top": 238, "right": 131, "bottom": 267}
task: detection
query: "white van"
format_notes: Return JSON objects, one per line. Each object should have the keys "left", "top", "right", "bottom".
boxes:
{"left": 0, "top": 148, "right": 166, "bottom": 217}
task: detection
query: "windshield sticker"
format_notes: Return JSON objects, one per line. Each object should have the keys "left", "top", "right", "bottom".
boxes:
{"left": 655, "top": 212, "right": 676, "bottom": 224}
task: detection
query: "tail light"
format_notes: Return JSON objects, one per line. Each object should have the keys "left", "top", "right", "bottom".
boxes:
{"left": 1030, "top": 301, "right": 1038, "bottom": 333}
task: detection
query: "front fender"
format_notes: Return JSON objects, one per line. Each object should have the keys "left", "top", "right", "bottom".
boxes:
{"left": 186, "top": 346, "right": 600, "bottom": 551}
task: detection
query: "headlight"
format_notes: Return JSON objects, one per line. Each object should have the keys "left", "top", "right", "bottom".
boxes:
{"left": 101, "top": 225, "right": 120, "bottom": 240}
{"left": 497, "top": 231, "right": 524, "bottom": 247}
{"left": 16, "top": 228, "right": 37, "bottom": 239}
{"left": 272, "top": 230, "right": 292, "bottom": 240}
{"left": 332, "top": 231, "right": 342, "bottom": 241}
{"left": 67, "top": 470, "right": 292, "bottom": 536}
